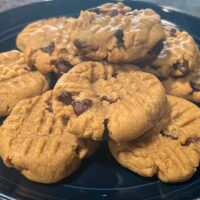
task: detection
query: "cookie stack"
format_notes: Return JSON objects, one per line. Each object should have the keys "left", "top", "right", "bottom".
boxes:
{"left": 0, "top": 2, "right": 200, "bottom": 184}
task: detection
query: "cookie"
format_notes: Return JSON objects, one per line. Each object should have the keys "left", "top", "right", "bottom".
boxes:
{"left": 16, "top": 17, "right": 71, "bottom": 51}
{"left": 69, "top": 9, "right": 165, "bottom": 63}
{"left": 87, "top": 2, "right": 131, "bottom": 16}
{"left": 162, "top": 70, "right": 200, "bottom": 103}
{"left": 0, "top": 50, "right": 49, "bottom": 117}
{"left": 140, "top": 24, "right": 199, "bottom": 78}
{"left": 109, "top": 95, "right": 200, "bottom": 183}
{"left": 0, "top": 91, "right": 98, "bottom": 183}
{"left": 52, "top": 61, "right": 167, "bottom": 142}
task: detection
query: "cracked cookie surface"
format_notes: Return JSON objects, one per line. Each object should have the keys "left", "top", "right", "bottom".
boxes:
{"left": 109, "top": 95, "right": 200, "bottom": 183}
{"left": 52, "top": 62, "right": 167, "bottom": 142}
{"left": 69, "top": 8, "right": 165, "bottom": 63}
{"left": 0, "top": 50, "right": 49, "bottom": 116}
{"left": 0, "top": 91, "right": 98, "bottom": 183}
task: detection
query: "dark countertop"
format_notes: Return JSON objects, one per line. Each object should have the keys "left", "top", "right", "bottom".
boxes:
{"left": 0, "top": 0, "right": 200, "bottom": 17}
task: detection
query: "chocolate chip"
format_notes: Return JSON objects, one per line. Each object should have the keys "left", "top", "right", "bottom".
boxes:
{"left": 183, "top": 137, "right": 200, "bottom": 146}
{"left": 160, "top": 130, "right": 178, "bottom": 140}
{"left": 41, "top": 42, "right": 55, "bottom": 54}
{"left": 172, "top": 60, "right": 190, "bottom": 77}
{"left": 190, "top": 75, "right": 200, "bottom": 91}
{"left": 150, "top": 65, "right": 161, "bottom": 70}
{"left": 87, "top": 7, "right": 100, "bottom": 14}
{"left": 134, "top": 40, "right": 164, "bottom": 63}
{"left": 169, "top": 28, "right": 177, "bottom": 37}
{"left": 114, "top": 29, "right": 124, "bottom": 44}
{"left": 57, "top": 92, "right": 73, "bottom": 105}
{"left": 71, "top": 99, "right": 92, "bottom": 116}
{"left": 112, "top": 72, "right": 118, "bottom": 78}
{"left": 73, "top": 40, "right": 84, "bottom": 49}
{"left": 25, "top": 65, "right": 37, "bottom": 71}
{"left": 148, "top": 40, "right": 164, "bottom": 58}
{"left": 54, "top": 60, "right": 73, "bottom": 75}
{"left": 101, "top": 96, "right": 120, "bottom": 104}
{"left": 110, "top": 10, "right": 119, "bottom": 17}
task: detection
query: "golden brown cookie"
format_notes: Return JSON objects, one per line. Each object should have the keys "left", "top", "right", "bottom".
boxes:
{"left": 69, "top": 8, "right": 165, "bottom": 63}
{"left": 0, "top": 50, "right": 49, "bottom": 117}
{"left": 141, "top": 24, "right": 199, "bottom": 78}
{"left": 87, "top": 2, "right": 131, "bottom": 16}
{"left": 0, "top": 91, "right": 98, "bottom": 184}
{"left": 109, "top": 95, "right": 200, "bottom": 183}
{"left": 52, "top": 62, "right": 167, "bottom": 142}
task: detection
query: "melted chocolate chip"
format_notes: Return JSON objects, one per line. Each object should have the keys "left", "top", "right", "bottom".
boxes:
{"left": 150, "top": 65, "right": 161, "bottom": 70}
{"left": 190, "top": 75, "right": 200, "bottom": 91}
{"left": 73, "top": 40, "right": 84, "bottom": 49}
{"left": 25, "top": 66, "right": 37, "bottom": 71}
{"left": 41, "top": 42, "right": 55, "bottom": 54}
{"left": 57, "top": 92, "right": 73, "bottom": 105}
{"left": 183, "top": 137, "right": 200, "bottom": 146}
{"left": 88, "top": 7, "right": 100, "bottom": 14}
{"left": 112, "top": 72, "right": 118, "bottom": 78}
{"left": 101, "top": 96, "right": 120, "bottom": 104}
{"left": 114, "top": 29, "right": 124, "bottom": 44}
{"left": 54, "top": 60, "right": 73, "bottom": 75}
{"left": 160, "top": 130, "right": 178, "bottom": 140}
{"left": 134, "top": 40, "right": 164, "bottom": 63}
{"left": 148, "top": 40, "right": 164, "bottom": 59}
{"left": 71, "top": 99, "right": 92, "bottom": 116}
{"left": 172, "top": 60, "right": 190, "bottom": 77}
{"left": 110, "top": 10, "right": 119, "bottom": 17}
{"left": 169, "top": 28, "right": 177, "bottom": 37}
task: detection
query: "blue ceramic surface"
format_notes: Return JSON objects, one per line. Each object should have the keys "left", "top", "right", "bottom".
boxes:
{"left": 0, "top": 0, "right": 200, "bottom": 199}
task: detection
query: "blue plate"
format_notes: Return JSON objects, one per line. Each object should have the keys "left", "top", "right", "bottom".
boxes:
{"left": 0, "top": 0, "right": 200, "bottom": 199}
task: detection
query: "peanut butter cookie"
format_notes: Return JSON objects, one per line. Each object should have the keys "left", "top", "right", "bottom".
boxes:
{"left": 0, "top": 91, "right": 98, "bottom": 183}
{"left": 52, "top": 62, "right": 167, "bottom": 142}
{"left": 109, "top": 95, "right": 200, "bottom": 183}
{"left": 0, "top": 50, "right": 49, "bottom": 116}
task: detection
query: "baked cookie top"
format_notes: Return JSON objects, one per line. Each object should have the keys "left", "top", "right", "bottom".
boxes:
{"left": 0, "top": 91, "right": 97, "bottom": 183}
{"left": 52, "top": 61, "right": 167, "bottom": 142}
{"left": 142, "top": 24, "right": 199, "bottom": 78}
{"left": 16, "top": 17, "right": 71, "bottom": 51}
{"left": 87, "top": 2, "right": 131, "bottom": 16}
{"left": 0, "top": 50, "right": 49, "bottom": 116}
{"left": 69, "top": 8, "right": 165, "bottom": 63}
{"left": 109, "top": 95, "right": 200, "bottom": 183}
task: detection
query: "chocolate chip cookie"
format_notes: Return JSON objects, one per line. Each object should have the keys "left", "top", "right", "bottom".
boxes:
{"left": 0, "top": 50, "right": 49, "bottom": 117}
{"left": 141, "top": 24, "right": 199, "bottom": 78}
{"left": 0, "top": 91, "right": 98, "bottom": 183}
{"left": 16, "top": 17, "right": 71, "bottom": 51}
{"left": 87, "top": 2, "right": 131, "bottom": 16}
{"left": 109, "top": 95, "right": 200, "bottom": 183}
{"left": 52, "top": 62, "right": 167, "bottom": 142}
{"left": 69, "top": 8, "right": 165, "bottom": 63}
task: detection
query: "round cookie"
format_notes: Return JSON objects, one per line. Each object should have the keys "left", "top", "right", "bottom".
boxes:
{"left": 109, "top": 95, "right": 200, "bottom": 183}
{"left": 69, "top": 9, "right": 165, "bottom": 63}
{"left": 87, "top": 2, "right": 131, "bottom": 16}
{"left": 0, "top": 91, "right": 98, "bottom": 184}
{"left": 0, "top": 50, "right": 49, "bottom": 117}
{"left": 22, "top": 17, "right": 79, "bottom": 75}
{"left": 52, "top": 62, "right": 167, "bottom": 142}
{"left": 141, "top": 24, "right": 199, "bottom": 78}
{"left": 16, "top": 17, "right": 71, "bottom": 51}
